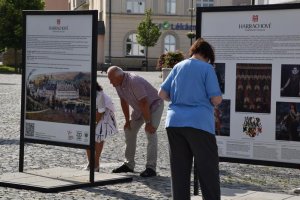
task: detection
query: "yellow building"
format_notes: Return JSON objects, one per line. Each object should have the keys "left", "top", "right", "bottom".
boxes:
{"left": 66, "top": 0, "right": 299, "bottom": 70}
{"left": 65, "top": 0, "right": 252, "bottom": 70}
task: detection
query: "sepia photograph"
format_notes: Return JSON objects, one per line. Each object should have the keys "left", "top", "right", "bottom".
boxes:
{"left": 26, "top": 70, "right": 91, "bottom": 125}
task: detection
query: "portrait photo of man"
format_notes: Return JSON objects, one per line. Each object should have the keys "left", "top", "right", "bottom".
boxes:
{"left": 281, "top": 65, "right": 300, "bottom": 97}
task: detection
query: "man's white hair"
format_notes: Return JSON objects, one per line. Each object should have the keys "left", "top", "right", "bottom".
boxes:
{"left": 108, "top": 66, "right": 124, "bottom": 77}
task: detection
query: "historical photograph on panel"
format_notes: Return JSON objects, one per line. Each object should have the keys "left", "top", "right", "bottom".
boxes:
{"left": 215, "top": 99, "right": 230, "bottom": 136}
{"left": 214, "top": 63, "right": 225, "bottom": 94}
{"left": 276, "top": 102, "right": 300, "bottom": 142}
{"left": 235, "top": 63, "right": 272, "bottom": 113}
{"left": 280, "top": 65, "right": 300, "bottom": 97}
{"left": 26, "top": 70, "right": 91, "bottom": 125}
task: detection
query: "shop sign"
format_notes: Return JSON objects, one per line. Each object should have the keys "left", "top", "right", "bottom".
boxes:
{"left": 157, "top": 21, "right": 196, "bottom": 31}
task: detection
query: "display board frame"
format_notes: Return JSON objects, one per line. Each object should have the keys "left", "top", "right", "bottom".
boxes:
{"left": 196, "top": 3, "right": 300, "bottom": 169}
{"left": 21, "top": 10, "right": 97, "bottom": 149}
{"left": 20, "top": 10, "right": 98, "bottom": 182}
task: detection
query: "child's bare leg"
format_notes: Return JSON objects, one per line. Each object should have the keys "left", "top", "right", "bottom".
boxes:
{"left": 95, "top": 141, "right": 104, "bottom": 169}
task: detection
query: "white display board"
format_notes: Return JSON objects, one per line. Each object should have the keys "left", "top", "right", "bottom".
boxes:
{"left": 198, "top": 4, "right": 300, "bottom": 166}
{"left": 23, "top": 13, "right": 95, "bottom": 145}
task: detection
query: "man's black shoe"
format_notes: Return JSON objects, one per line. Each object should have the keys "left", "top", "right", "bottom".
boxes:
{"left": 112, "top": 164, "right": 133, "bottom": 173}
{"left": 140, "top": 168, "right": 157, "bottom": 177}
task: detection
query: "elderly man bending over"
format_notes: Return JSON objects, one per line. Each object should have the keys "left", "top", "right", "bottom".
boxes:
{"left": 107, "top": 66, "right": 164, "bottom": 177}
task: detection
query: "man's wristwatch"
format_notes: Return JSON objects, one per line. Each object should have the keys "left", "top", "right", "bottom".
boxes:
{"left": 145, "top": 120, "right": 151, "bottom": 124}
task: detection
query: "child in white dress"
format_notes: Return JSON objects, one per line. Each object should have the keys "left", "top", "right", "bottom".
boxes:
{"left": 85, "top": 82, "right": 118, "bottom": 171}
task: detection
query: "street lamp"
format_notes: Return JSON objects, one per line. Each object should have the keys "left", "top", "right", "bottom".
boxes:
{"left": 108, "top": 0, "right": 112, "bottom": 64}
{"left": 189, "top": 0, "right": 195, "bottom": 46}
{"left": 191, "top": 3, "right": 198, "bottom": 196}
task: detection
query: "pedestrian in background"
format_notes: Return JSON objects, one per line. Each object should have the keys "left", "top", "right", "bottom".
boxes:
{"left": 85, "top": 82, "right": 118, "bottom": 172}
{"left": 107, "top": 66, "right": 164, "bottom": 177}
{"left": 158, "top": 38, "right": 222, "bottom": 200}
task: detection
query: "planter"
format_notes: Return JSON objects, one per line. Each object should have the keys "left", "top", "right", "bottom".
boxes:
{"left": 157, "top": 51, "right": 185, "bottom": 71}
{"left": 186, "top": 32, "right": 196, "bottom": 39}
{"left": 162, "top": 68, "right": 172, "bottom": 81}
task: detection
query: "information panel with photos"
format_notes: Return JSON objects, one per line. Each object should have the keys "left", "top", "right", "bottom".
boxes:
{"left": 197, "top": 4, "right": 300, "bottom": 167}
{"left": 22, "top": 11, "right": 97, "bottom": 146}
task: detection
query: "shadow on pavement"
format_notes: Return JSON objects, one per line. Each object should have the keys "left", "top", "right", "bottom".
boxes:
{"left": 0, "top": 139, "right": 19, "bottom": 145}
{"left": 83, "top": 174, "right": 171, "bottom": 199}
{"left": 134, "top": 175, "right": 171, "bottom": 198}
{"left": 84, "top": 187, "right": 154, "bottom": 200}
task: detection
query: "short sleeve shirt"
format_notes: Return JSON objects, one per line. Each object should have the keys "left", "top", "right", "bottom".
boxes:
{"left": 96, "top": 91, "right": 105, "bottom": 113}
{"left": 116, "top": 72, "right": 162, "bottom": 120}
{"left": 96, "top": 91, "right": 115, "bottom": 113}
{"left": 160, "top": 58, "right": 222, "bottom": 134}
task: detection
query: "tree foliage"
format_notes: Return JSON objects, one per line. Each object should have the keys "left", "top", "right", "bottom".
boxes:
{"left": 0, "top": 0, "right": 44, "bottom": 50}
{"left": 136, "top": 9, "right": 161, "bottom": 47}
{"left": 136, "top": 9, "right": 161, "bottom": 70}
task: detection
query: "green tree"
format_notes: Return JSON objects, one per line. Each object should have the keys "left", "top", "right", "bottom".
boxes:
{"left": 0, "top": 0, "right": 44, "bottom": 72}
{"left": 136, "top": 9, "right": 161, "bottom": 71}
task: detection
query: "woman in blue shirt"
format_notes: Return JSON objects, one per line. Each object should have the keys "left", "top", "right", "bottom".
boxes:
{"left": 159, "top": 38, "right": 222, "bottom": 200}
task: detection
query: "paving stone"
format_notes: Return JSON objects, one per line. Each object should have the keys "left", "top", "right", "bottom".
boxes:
{"left": 0, "top": 72, "right": 299, "bottom": 199}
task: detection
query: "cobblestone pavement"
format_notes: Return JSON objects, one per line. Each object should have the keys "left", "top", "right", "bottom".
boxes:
{"left": 0, "top": 72, "right": 299, "bottom": 200}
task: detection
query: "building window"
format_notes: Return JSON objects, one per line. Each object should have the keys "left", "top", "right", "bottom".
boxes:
{"left": 126, "top": 0, "right": 145, "bottom": 13}
{"left": 164, "top": 34, "right": 176, "bottom": 53}
{"left": 196, "top": 0, "right": 214, "bottom": 7}
{"left": 126, "top": 33, "right": 144, "bottom": 56}
{"left": 165, "top": 0, "right": 176, "bottom": 14}
{"left": 257, "top": 0, "right": 266, "bottom": 5}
